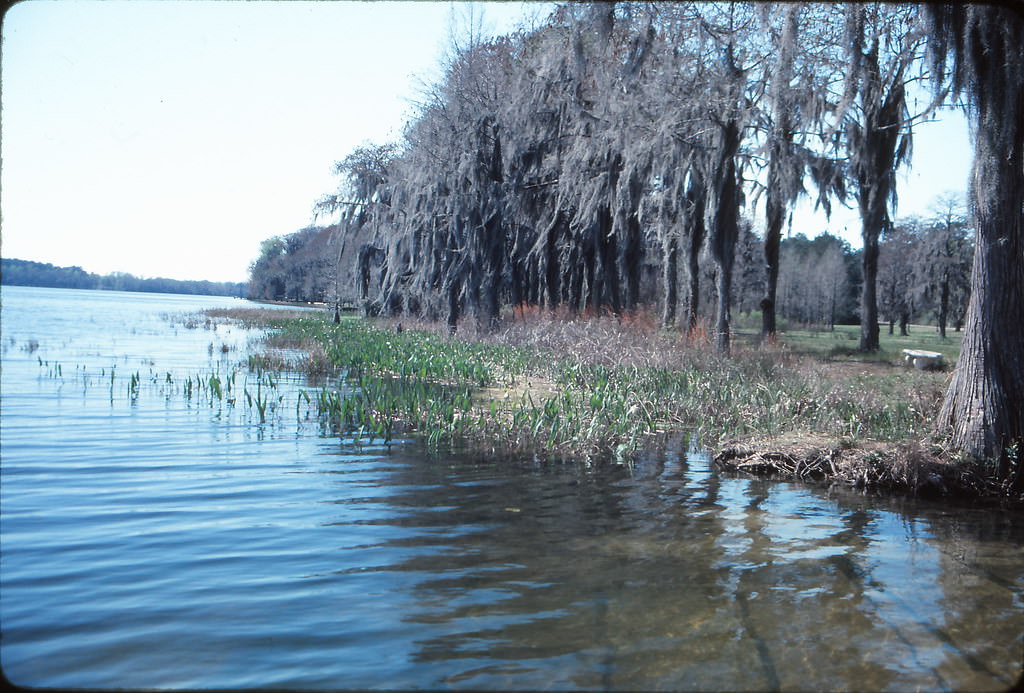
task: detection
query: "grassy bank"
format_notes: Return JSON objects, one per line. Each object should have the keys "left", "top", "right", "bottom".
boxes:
{"left": 203, "top": 306, "right": 1021, "bottom": 502}
{"left": 197, "top": 307, "right": 1023, "bottom": 504}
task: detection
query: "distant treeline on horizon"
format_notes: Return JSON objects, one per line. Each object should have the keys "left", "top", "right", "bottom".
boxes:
{"left": 1, "top": 258, "right": 248, "bottom": 298}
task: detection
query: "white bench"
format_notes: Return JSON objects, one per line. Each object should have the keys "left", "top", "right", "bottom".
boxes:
{"left": 902, "top": 349, "right": 944, "bottom": 370}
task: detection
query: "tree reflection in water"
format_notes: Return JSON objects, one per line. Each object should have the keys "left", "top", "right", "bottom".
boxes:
{"left": 326, "top": 443, "right": 1023, "bottom": 690}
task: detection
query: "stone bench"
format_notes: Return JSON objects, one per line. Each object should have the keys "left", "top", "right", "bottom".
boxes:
{"left": 902, "top": 349, "right": 945, "bottom": 370}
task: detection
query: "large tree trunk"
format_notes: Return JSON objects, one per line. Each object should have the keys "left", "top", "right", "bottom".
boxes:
{"left": 937, "top": 88, "right": 1024, "bottom": 480}
{"left": 760, "top": 118, "right": 792, "bottom": 342}
{"left": 859, "top": 227, "right": 881, "bottom": 351}
{"left": 761, "top": 186, "right": 783, "bottom": 341}
{"left": 683, "top": 171, "right": 706, "bottom": 337}
{"left": 709, "top": 120, "right": 742, "bottom": 354}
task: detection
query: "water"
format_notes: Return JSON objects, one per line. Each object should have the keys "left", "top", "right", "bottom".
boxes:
{"left": 2, "top": 285, "right": 1022, "bottom": 691}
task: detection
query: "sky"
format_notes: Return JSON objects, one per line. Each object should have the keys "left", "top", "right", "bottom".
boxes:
{"left": 1, "top": 0, "right": 973, "bottom": 284}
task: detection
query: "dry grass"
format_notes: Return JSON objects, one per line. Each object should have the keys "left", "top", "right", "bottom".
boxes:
{"left": 461, "top": 309, "right": 793, "bottom": 372}
{"left": 454, "top": 311, "right": 1001, "bottom": 500}
{"left": 203, "top": 307, "right": 311, "bottom": 324}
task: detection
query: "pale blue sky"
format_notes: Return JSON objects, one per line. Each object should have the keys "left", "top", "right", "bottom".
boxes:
{"left": 1, "top": 0, "right": 971, "bottom": 283}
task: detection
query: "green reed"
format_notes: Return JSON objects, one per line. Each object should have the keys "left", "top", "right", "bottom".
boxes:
{"left": 194, "top": 310, "right": 950, "bottom": 461}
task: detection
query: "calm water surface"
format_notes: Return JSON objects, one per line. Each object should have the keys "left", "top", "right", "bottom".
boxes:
{"left": 2, "top": 286, "right": 1022, "bottom": 690}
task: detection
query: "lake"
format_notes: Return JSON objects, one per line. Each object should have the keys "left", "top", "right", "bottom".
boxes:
{"left": 1, "top": 285, "right": 1022, "bottom": 690}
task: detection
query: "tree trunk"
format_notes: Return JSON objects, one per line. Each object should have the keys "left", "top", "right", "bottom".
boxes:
{"left": 714, "top": 260, "right": 733, "bottom": 353}
{"left": 597, "top": 206, "right": 620, "bottom": 315}
{"left": 566, "top": 245, "right": 584, "bottom": 315}
{"left": 685, "top": 255, "right": 700, "bottom": 335}
{"left": 859, "top": 227, "right": 881, "bottom": 351}
{"left": 447, "top": 279, "right": 460, "bottom": 335}
{"left": 830, "top": 278, "right": 838, "bottom": 330}
{"left": 937, "top": 89, "right": 1024, "bottom": 480}
{"left": 481, "top": 206, "right": 503, "bottom": 331}
{"left": 938, "top": 274, "right": 949, "bottom": 339}
{"left": 849, "top": 39, "right": 905, "bottom": 353}
{"left": 683, "top": 171, "right": 706, "bottom": 337}
{"left": 622, "top": 211, "right": 642, "bottom": 313}
{"left": 482, "top": 131, "right": 505, "bottom": 330}
{"left": 661, "top": 229, "right": 678, "bottom": 328}
{"left": 544, "top": 211, "right": 562, "bottom": 311}
{"left": 760, "top": 158, "right": 784, "bottom": 341}
{"left": 709, "top": 120, "right": 742, "bottom": 354}
{"left": 621, "top": 169, "right": 645, "bottom": 312}
{"left": 583, "top": 239, "right": 597, "bottom": 313}
{"left": 509, "top": 257, "right": 524, "bottom": 313}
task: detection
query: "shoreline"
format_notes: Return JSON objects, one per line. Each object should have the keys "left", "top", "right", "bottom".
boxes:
{"left": 714, "top": 433, "right": 1014, "bottom": 506}
{"left": 247, "top": 298, "right": 331, "bottom": 309}
{"left": 218, "top": 308, "right": 1020, "bottom": 506}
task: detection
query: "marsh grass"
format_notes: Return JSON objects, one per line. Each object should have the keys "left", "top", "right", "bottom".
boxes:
{"left": 35, "top": 349, "right": 302, "bottom": 428}
{"left": 208, "top": 308, "right": 959, "bottom": 469}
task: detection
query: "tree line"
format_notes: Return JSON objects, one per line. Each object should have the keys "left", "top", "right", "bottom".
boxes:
{"left": 247, "top": 226, "right": 340, "bottom": 304}
{"left": 2, "top": 258, "right": 247, "bottom": 297}
{"left": 249, "top": 210, "right": 973, "bottom": 336}
{"left": 252, "top": 2, "right": 974, "bottom": 338}
{"left": 249, "top": 2, "right": 1023, "bottom": 483}
{"left": 309, "top": 2, "right": 946, "bottom": 349}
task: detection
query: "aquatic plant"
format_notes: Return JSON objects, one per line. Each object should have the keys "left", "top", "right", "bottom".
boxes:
{"left": 214, "top": 310, "right": 948, "bottom": 462}
{"left": 30, "top": 306, "right": 952, "bottom": 465}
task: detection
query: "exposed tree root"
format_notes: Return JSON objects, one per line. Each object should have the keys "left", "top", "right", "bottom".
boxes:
{"left": 715, "top": 434, "right": 1019, "bottom": 504}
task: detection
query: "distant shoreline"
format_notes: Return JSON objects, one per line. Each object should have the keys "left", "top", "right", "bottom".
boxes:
{"left": 248, "top": 297, "right": 330, "bottom": 310}
{"left": 1, "top": 257, "right": 247, "bottom": 298}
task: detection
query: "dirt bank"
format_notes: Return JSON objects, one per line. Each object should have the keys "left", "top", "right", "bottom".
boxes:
{"left": 715, "top": 433, "right": 1019, "bottom": 505}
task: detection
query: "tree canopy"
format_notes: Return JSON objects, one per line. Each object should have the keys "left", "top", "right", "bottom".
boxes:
{"left": 295, "top": 2, "right": 972, "bottom": 353}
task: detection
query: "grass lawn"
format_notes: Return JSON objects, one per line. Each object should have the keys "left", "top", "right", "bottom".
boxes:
{"left": 762, "top": 322, "right": 963, "bottom": 365}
